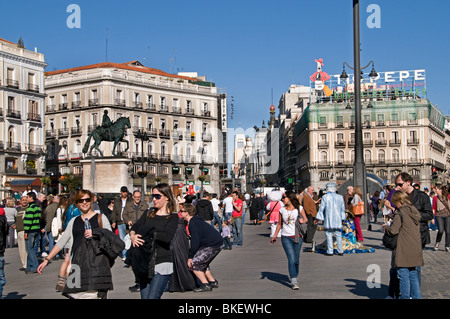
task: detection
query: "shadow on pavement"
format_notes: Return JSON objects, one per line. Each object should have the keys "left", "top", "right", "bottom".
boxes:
{"left": 344, "top": 278, "right": 388, "bottom": 299}
{"left": 260, "top": 271, "right": 291, "bottom": 288}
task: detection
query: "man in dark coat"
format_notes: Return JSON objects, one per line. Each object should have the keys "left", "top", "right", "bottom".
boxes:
{"left": 195, "top": 192, "right": 214, "bottom": 223}
{"left": 395, "top": 172, "right": 433, "bottom": 248}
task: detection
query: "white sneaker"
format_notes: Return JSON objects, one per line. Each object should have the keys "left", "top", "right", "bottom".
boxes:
{"left": 41, "top": 252, "right": 48, "bottom": 257}
{"left": 291, "top": 282, "right": 299, "bottom": 290}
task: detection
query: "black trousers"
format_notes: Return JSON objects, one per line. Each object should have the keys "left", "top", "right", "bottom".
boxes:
{"left": 304, "top": 214, "right": 317, "bottom": 243}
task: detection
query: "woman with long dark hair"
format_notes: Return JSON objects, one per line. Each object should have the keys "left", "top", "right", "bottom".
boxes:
{"left": 432, "top": 185, "right": 450, "bottom": 251}
{"left": 128, "top": 183, "right": 178, "bottom": 299}
{"left": 270, "top": 191, "right": 307, "bottom": 290}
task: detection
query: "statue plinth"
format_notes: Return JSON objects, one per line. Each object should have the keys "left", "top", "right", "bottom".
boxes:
{"left": 81, "top": 157, "right": 131, "bottom": 194}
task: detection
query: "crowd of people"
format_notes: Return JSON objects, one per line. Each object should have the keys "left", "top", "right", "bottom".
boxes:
{"left": 0, "top": 170, "right": 448, "bottom": 299}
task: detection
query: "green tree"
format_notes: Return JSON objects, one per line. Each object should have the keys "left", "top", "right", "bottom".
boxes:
{"left": 60, "top": 173, "right": 82, "bottom": 192}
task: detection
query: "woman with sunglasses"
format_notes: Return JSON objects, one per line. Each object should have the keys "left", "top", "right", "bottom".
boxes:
{"left": 37, "top": 189, "right": 115, "bottom": 299}
{"left": 127, "top": 183, "right": 178, "bottom": 299}
{"left": 270, "top": 191, "right": 307, "bottom": 290}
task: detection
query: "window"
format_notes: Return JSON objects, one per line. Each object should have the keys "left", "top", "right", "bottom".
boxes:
{"left": 337, "top": 133, "right": 344, "bottom": 143}
{"left": 336, "top": 115, "right": 344, "bottom": 127}
{"left": 391, "top": 113, "right": 399, "bottom": 125}
{"left": 319, "top": 116, "right": 326, "bottom": 127}
{"left": 148, "top": 117, "right": 153, "bottom": 130}
{"left": 408, "top": 113, "right": 417, "bottom": 125}
{"left": 364, "top": 150, "right": 372, "bottom": 163}
{"left": 410, "top": 148, "right": 418, "bottom": 162}
{"left": 319, "top": 151, "right": 328, "bottom": 163}
{"left": 8, "top": 97, "right": 15, "bottom": 111}
{"left": 337, "top": 151, "right": 345, "bottom": 164}
{"left": 392, "top": 149, "right": 400, "bottom": 162}
{"left": 378, "top": 150, "right": 385, "bottom": 163}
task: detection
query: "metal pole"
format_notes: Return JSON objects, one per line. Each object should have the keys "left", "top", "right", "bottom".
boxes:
{"left": 352, "top": 0, "right": 368, "bottom": 228}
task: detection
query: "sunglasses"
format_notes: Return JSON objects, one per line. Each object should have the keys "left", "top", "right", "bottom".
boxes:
{"left": 151, "top": 194, "right": 163, "bottom": 200}
{"left": 76, "top": 197, "right": 91, "bottom": 204}
{"left": 396, "top": 183, "right": 404, "bottom": 187}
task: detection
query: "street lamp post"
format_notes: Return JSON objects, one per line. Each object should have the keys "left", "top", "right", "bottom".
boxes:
{"left": 135, "top": 129, "right": 149, "bottom": 194}
{"left": 340, "top": 0, "right": 379, "bottom": 229}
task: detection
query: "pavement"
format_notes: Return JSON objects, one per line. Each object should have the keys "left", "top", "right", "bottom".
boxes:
{"left": 1, "top": 217, "right": 449, "bottom": 300}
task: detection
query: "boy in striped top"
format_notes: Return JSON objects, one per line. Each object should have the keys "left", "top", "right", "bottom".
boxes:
{"left": 23, "top": 192, "right": 41, "bottom": 274}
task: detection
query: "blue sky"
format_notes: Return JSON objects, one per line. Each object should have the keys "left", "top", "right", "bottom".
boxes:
{"left": 1, "top": 0, "right": 449, "bottom": 132}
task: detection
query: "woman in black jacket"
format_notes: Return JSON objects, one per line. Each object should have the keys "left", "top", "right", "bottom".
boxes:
{"left": 128, "top": 183, "right": 178, "bottom": 299}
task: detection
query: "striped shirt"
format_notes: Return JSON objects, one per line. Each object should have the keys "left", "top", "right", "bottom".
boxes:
{"left": 23, "top": 202, "right": 41, "bottom": 234}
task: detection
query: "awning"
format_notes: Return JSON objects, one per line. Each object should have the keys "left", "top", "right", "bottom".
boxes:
{"left": 8, "top": 178, "right": 42, "bottom": 192}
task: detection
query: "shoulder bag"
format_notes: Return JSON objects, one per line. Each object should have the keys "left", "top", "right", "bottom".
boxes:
{"left": 353, "top": 201, "right": 365, "bottom": 216}
{"left": 382, "top": 211, "right": 403, "bottom": 250}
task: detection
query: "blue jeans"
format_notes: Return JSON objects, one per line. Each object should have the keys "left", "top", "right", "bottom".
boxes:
{"left": 397, "top": 266, "right": 421, "bottom": 299}
{"left": 139, "top": 273, "right": 171, "bottom": 299}
{"left": 0, "top": 257, "right": 6, "bottom": 299}
{"left": 46, "top": 232, "right": 58, "bottom": 258}
{"left": 117, "top": 224, "right": 127, "bottom": 258}
{"left": 281, "top": 236, "right": 303, "bottom": 281}
{"left": 232, "top": 217, "right": 243, "bottom": 246}
{"left": 25, "top": 232, "right": 39, "bottom": 271}
{"left": 325, "top": 229, "right": 343, "bottom": 254}
{"left": 211, "top": 211, "right": 222, "bottom": 233}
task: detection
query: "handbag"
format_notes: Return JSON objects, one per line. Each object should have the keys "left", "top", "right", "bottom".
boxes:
{"left": 382, "top": 211, "right": 403, "bottom": 250}
{"left": 353, "top": 201, "right": 365, "bottom": 216}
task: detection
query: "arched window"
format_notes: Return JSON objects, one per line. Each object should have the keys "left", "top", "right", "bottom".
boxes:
{"left": 319, "top": 151, "right": 328, "bottom": 163}
{"left": 378, "top": 149, "right": 385, "bottom": 163}
{"left": 410, "top": 148, "right": 418, "bottom": 162}
{"left": 392, "top": 149, "right": 400, "bottom": 163}
{"left": 364, "top": 150, "right": 372, "bottom": 163}
{"left": 337, "top": 150, "right": 345, "bottom": 164}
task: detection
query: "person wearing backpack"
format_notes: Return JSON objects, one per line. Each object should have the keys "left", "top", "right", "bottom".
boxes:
{"left": 382, "top": 191, "right": 423, "bottom": 299}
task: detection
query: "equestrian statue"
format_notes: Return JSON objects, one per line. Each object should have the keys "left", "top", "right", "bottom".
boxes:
{"left": 82, "top": 110, "right": 131, "bottom": 157}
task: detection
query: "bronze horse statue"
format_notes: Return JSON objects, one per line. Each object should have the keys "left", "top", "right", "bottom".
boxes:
{"left": 82, "top": 117, "right": 131, "bottom": 157}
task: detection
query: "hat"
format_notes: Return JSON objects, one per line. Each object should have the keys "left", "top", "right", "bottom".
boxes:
{"left": 120, "top": 186, "right": 128, "bottom": 192}
{"left": 325, "top": 182, "right": 338, "bottom": 191}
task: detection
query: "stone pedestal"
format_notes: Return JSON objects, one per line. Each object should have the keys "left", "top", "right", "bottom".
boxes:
{"left": 81, "top": 157, "right": 131, "bottom": 194}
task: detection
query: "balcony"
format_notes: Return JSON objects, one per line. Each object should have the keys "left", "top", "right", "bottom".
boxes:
{"left": 71, "top": 101, "right": 82, "bottom": 109}
{"left": 6, "top": 110, "right": 21, "bottom": 119}
{"left": 375, "top": 140, "right": 387, "bottom": 146}
{"left": 159, "top": 129, "right": 170, "bottom": 139}
{"left": 146, "top": 103, "right": 156, "bottom": 111}
{"left": 202, "top": 133, "right": 212, "bottom": 142}
{"left": 185, "top": 109, "right": 195, "bottom": 115}
{"left": 27, "top": 83, "right": 39, "bottom": 92}
{"left": 27, "top": 113, "right": 41, "bottom": 122}
{"left": 57, "top": 128, "right": 70, "bottom": 137}
{"left": 172, "top": 129, "right": 184, "bottom": 140}
{"left": 184, "top": 156, "right": 197, "bottom": 163}
{"left": 389, "top": 139, "right": 401, "bottom": 147}
{"left": 115, "top": 99, "right": 126, "bottom": 106}
{"left": 376, "top": 121, "right": 385, "bottom": 127}
{"left": 59, "top": 103, "right": 68, "bottom": 111}
{"left": 160, "top": 105, "right": 169, "bottom": 113}
{"left": 335, "top": 141, "right": 346, "bottom": 148}
{"left": 318, "top": 141, "right": 329, "bottom": 149}
{"left": 46, "top": 104, "right": 56, "bottom": 113}
{"left": 6, "top": 142, "right": 21, "bottom": 152}
{"left": 7, "top": 79, "right": 19, "bottom": 89}
{"left": 46, "top": 129, "right": 57, "bottom": 139}
{"left": 172, "top": 106, "right": 182, "bottom": 114}
{"left": 148, "top": 154, "right": 159, "bottom": 162}
{"left": 363, "top": 140, "right": 373, "bottom": 147}
{"left": 133, "top": 101, "right": 143, "bottom": 109}
{"left": 160, "top": 154, "right": 171, "bottom": 162}
{"left": 26, "top": 144, "right": 44, "bottom": 154}
{"left": 89, "top": 99, "right": 99, "bottom": 106}
{"left": 407, "top": 138, "right": 419, "bottom": 146}
{"left": 147, "top": 128, "right": 158, "bottom": 138}
{"left": 71, "top": 127, "right": 82, "bottom": 136}
{"left": 202, "top": 110, "right": 211, "bottom": 117}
